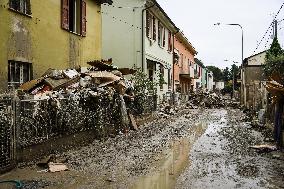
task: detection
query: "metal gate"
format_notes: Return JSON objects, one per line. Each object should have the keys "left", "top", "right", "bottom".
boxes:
{"left": 0, "top": 99, "right": 15, "bottom": 173}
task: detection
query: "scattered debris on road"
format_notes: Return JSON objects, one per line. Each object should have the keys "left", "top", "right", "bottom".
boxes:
{"left": 48, "top": 162, "right": 68, "bottom": 173}
{"left": 250, "top": 144, "right": 277, "bottom": 153}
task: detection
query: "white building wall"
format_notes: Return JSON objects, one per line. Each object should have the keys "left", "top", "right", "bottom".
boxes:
{"left": 215, "top": 82, "right": 225, "bottom": 90}
{"left": 102, "top": 0, "right": 144, "bottom": 69}
{"left": 194, "top": 64, "right": 202, "bottom": 90}
{"left": 207, "top": 72, "right": 214, "bottom": 91}
{"left": 102, "top": 0, "right": 175, "bottom": 102}
{"left": 247, "top": 52, "right": 266, "bottom": 66}
{"left": 144, "top": 10, "right": 173, "bottom": 99}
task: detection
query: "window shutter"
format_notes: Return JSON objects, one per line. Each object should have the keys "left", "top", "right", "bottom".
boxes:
{"left": 10, "top": 0, "right": 19, "bottom": 11}
{"left": 26, "top": 0, "right": 31, "bottom": 15}
{"left": 153, "top": 16, "right": 156, "bottom": 40}
{"left": 61, "top": 0, "right": 69, "bottom": 30}
{"left": 81, "top": 0, "right": 87, "bottom": 36}
{"left": 163, "top": 28, "right": 166, "bottom": 47}
{"left": 168, "top": 31, "right": 171, "bottom": 51}
{"left": 158, "top": 21, "right": 161, "bottom": 45}
{"left": 146, "top": 10, "right": 150, "bottom": 38}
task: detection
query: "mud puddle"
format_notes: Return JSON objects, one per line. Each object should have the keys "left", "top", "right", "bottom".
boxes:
{"left": 131, "top": 122, "right": 208, "bottom": 189}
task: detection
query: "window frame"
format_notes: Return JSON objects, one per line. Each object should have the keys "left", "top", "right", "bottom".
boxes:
{"left": 168, "top": 31, "right": 172, "bottom": 52}
{"left": 160, "top": 65, "right": 165, "bottom": 90}
{"left": 8, "top": 60, "right": 33, "bottom": 88}
{"left": 158, "top": 21, "right": 165, "bottom": 48}
{"left": 61, "top": 0, "right": 87, "bottom": 36}
{"left": 9, "top": 0, "right": 32, "bottom": 17}
{"left": 146, "top": 11, "right": 156, "bottom": 41}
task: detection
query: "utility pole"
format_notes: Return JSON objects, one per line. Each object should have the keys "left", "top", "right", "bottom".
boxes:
{"left": 274, "top": 19, "right": 278, "bottom": 38}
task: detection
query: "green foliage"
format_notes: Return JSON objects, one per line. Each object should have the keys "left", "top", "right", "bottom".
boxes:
{"left": 222, "top": 83, "right": 233, "bottom": 94}
{"left": 157, "top": 71, "right": 167, "bottom": 86}
{"left": 266, "top": 37, "right": 283, "bottom": 58}
{"left": 207, "top": 66, "right": 223, "bottom": 82}
{"left": 228, "top": 64, "right": 241, "bottom": 90}
{"left": 131, "top": 69, "right": 158, "bottom": 96}
{"left": 264, "top": 37, "right": 284, "bottom": 80}
{"left": 222, "top": 67, "right": 230, "bottom": 82}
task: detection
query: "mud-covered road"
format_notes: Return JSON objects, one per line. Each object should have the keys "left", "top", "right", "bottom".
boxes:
{"left": 176, "top": 109, "right": 284, "bottom": 189}
{"left": 1, "top": 108, "right": 284, "bottom": 189}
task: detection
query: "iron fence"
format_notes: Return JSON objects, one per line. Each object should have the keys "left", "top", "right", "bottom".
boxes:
{"left": 0, "top": 99, "right": 15, "bottom": 173}
{"left": 0, "top": 93, "right": 157, "bottom": 173}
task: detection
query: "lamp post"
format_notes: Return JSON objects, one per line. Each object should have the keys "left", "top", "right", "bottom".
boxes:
{"left": 214, "top": 22, "right": 244, "bottom": 100}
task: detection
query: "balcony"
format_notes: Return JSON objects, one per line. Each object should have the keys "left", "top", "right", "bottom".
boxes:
{"left": 179, "top": 66, "right": 195, "bottom": 79}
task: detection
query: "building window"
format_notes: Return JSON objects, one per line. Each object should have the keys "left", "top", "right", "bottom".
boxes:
{"left": 180, "top": 53, "right": 184, "bottom": 68}
{"left": 160, "top": 65, "right": 164, "bottom": 90}
{"left": 188, "top": 59, "right": 191, "bottom": 69}
{"left": 8, "top": 60, "right": 32, "bottom": 88}
{"left": 147, "top": 60, "right": 156, "bottom": 82}
{"left": 146, "top": 10, "right": 150, "bottom": 38}
{"left": 158, "top": 21, "right": 166, "bottom": 47}
{"left": 148, "top": 69, "right": 154, "bottom": 81}
{"left": 168, "top": 31, "right": 172, "bottom": 52}
{"left": 61, "top": 0, "right": 87, "bottom": 36}
{"left": 9, "top": 0, "right": 31, "bottom": 15}
{"left": 146, "top": 11, "right": 156, "bottom": 41}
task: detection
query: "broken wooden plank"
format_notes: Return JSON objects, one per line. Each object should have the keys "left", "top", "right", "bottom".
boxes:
{"left": 19, "top": 77, "right": 45, "bottom": 92}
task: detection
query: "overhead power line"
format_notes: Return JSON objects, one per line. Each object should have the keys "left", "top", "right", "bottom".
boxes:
{"left": 253, "top": 2, "right": 284, "bottom": 53}
{"left": 264, "top": 26, "right": 274, "bottom": 49}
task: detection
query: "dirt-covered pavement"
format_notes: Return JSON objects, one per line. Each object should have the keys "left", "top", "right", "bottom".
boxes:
{"left": 176, "top": 109, "right": 284, "bottom": 189}
{"left": 1, "top": 108, "right": 284, "bottom": 189}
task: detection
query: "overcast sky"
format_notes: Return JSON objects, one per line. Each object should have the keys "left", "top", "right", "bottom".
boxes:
{"left": 157, "top": 0, "right": 284, "bottom": 69}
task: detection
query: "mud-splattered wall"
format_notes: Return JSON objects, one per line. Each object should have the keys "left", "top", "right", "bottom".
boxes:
{"left": 0, "top": 0, "right": 102, "bottom": 92}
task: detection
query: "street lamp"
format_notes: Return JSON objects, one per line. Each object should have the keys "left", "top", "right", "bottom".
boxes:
{"left": 214, "top": 22, "right": 244, "bottom": 99}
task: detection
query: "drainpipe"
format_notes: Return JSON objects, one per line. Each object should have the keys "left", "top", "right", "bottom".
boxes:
{"left": 172, "top": 30, "right": 179, "bottom": 104}
{"left": 142, "top": 4, "right": 155, "bottom": 72}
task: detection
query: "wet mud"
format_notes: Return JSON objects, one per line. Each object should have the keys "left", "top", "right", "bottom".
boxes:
{"left": 176, "top": 109, "right": 284, "bottom": 189}
{"left": 1, "top": 108, "right": 283, "bottom": 189}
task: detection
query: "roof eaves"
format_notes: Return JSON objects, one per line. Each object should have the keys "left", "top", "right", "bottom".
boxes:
{"left": 151, "top": 0, "right": 179, "bottom": 32}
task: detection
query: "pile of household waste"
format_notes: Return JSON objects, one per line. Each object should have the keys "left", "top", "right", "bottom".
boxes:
{"left": 186, "top": 90, "right": 239, "bottom": 108}
{"left": 18, "top": 59, "right": 136, "bottom": 100}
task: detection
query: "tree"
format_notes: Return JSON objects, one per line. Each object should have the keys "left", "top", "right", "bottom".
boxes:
{"left": 222, "top": 67, "right": 230, "bottom": 82}
{"left": 207, "top": 66, "right": 223, "bottom": 82}
{"left": 266, "top": 37, "right": 283, "bottom": 58}
{"left": 230, "top": 64, "right": 240, "bottom": 90}
{"left": 264, "top": 37, "right": 284, "bottom": 84}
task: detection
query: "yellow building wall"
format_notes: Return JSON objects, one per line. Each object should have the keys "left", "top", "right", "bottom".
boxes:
{"left": 0, "top": 0, "right": 102, "bottom": 92}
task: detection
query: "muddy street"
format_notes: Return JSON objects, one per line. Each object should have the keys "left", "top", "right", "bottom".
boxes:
{"left": 176, "top": 109, "right": 284, "bottom": 189}
{"left": 1, "top": 108, "right": 284, "bottom": 189}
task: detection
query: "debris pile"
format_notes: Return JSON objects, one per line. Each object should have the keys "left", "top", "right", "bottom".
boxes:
{"left": 186, "top": 91, "right": 225, "bottom": 108}
{"left": 158, "top": 103, "right": 178, "bottom": 118}
{"left": 13, "top": 59, "right": 141, "bottom": 146}
{"left": 19, "top": 59, "right": 136, "bottom": 100}
{"left": 185, "top": 90, "right": 239, "bottom": 108}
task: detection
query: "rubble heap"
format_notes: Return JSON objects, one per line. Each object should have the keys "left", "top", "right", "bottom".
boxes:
{"left": 186, "top": 90, "right": 239, "bottom": 109}
{"left": 18, "top": 59, "right": 136, "bottom": 100}
{"left": 12, "top": 60, "right": 140, "bottom": 145}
